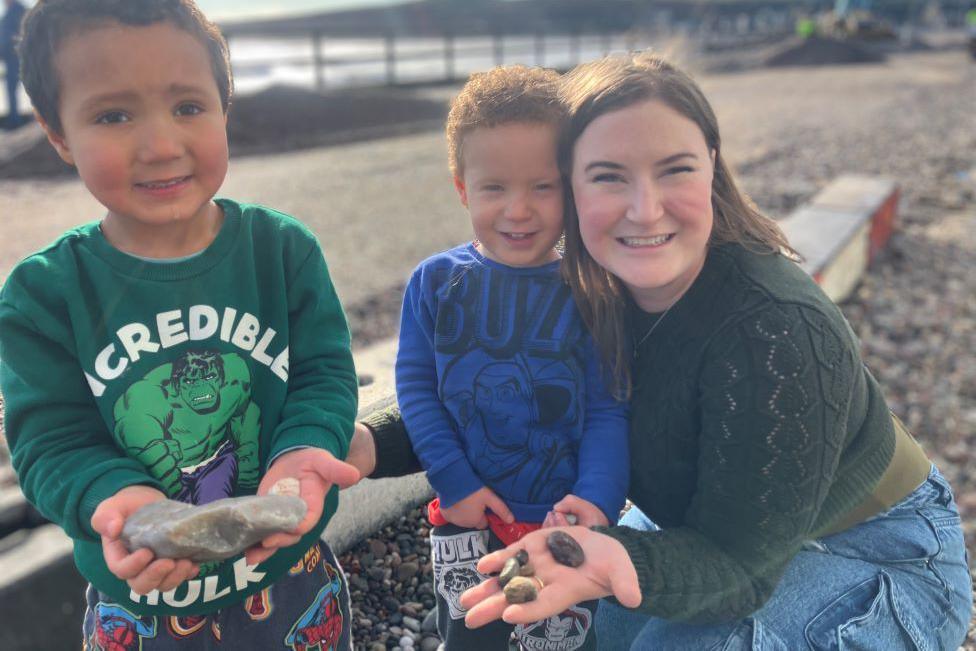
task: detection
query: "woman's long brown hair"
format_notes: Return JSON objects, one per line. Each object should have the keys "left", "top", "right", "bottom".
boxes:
{"left": 559, "top": 52, "right": 798, "bottom": 399}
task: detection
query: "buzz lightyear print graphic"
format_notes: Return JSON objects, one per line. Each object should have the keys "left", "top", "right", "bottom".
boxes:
{"left": 112, "top": 350, "right": 260, "bottom": 504}
{"left": 441, "top": 350, "right": 580, "bottom": 506}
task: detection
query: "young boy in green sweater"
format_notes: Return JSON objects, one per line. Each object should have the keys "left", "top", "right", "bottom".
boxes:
{"left": 0, "top": 1, "right": 359, "bottom": 647}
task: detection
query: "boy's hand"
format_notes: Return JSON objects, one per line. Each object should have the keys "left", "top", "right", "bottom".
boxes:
{"left": 544, "top": 494, "right": 609, "bottom": 528}
{"left": 244, "top": 448, "right": 360, "bottom": 566}
{"left": 91, "top": 485, "right": 200, "bottom": 595}
{"left": 440, "top": 487, "right": 514, "bottom": 530}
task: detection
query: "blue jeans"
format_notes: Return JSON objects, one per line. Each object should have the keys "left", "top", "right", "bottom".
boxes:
{"left": 596, "top": 465, "right": 973, "bottom": 650}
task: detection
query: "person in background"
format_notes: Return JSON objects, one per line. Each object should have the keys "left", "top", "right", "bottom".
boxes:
{"left": 1, "top": 0, "right": 26, "bottom": 129}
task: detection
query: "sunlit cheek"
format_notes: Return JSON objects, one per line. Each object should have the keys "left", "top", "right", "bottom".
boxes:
{"left": 78, "top": 146, "right": 130, "bottom": 198}
{"left": 667, "top": 182, "right": 713, "bottom": 231}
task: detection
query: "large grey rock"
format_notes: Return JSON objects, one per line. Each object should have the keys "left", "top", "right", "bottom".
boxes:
{"left": 121, "top": 495, "right": 306, "bottom": 562}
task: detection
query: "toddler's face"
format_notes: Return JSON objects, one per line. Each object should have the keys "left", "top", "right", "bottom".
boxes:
{"left": 43, "top": 21, "right": 228, "bottom": 234}
{"left": 455, "top": 122, "right": 564, "bottom": 268}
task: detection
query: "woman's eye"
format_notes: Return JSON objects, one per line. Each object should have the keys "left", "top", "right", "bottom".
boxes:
{"left": 663, "top": 166, "right": 694, "bottom": 176}
{"left": 593, "top": 173, "right": 624, "bottom": 183}
{"left": 95, "top": 111, "right": 129, "bottom": 125}
{"left": 176, "top": 103, "right": 204, "bottom": 117}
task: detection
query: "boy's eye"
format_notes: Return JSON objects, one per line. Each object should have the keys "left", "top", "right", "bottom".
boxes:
{"left": 175, "top": 103, "right": 204, "bottom": 117}
{"left": 482, "top": 184, "right": 504, "bottom": 192}
{"left": 95, "top": 111, "right": 129, "bottom": 125}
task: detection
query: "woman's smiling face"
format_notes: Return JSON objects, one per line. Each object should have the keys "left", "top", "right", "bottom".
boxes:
{"left": 571, "top": 99, "right": 715, "bottom": 312}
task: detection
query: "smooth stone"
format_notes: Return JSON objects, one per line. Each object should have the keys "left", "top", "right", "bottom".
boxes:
{"left": 121, "top": 495, "right": 306, "bottom": 562}
{"left": 400, "top": 635, "right": 415, "bottom": 647}
{"left": 420, "top": 608, "right": 438, "bottom": 633}
{"left": 498, "top": 556, "right": 521, "bottom": 588}
{"left": 397, "top": 561, "right": 420, "bottom": 581}
{"left": 402, "top": 616, "right": 421, "bottom": 633}
{"left": 420, "top": 637, "right": 441, "bottom": 651}
{"left": 503, "top": 576, "right": 538, "bottom": 603}
{"left": 518, "top": 560, "right": 534, "bottom": 576}
{"left": 546, "top": 531, "right": 585, "bottom": 568}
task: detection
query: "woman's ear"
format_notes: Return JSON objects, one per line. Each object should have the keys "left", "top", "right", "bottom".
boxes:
{"left": 36, "top": 111, "right": 75, "bottom": 166}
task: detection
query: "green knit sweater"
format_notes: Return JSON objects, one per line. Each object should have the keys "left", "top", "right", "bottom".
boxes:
{"left": 0, "top": 199, "right": 358, "bottom": 615}
{"left": 595, "top": 243, "right": 894, "bottom": 622}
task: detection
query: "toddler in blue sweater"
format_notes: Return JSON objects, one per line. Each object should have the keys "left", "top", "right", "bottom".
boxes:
{"left": 394, "top": 65, "right": 628, "bottom": 650}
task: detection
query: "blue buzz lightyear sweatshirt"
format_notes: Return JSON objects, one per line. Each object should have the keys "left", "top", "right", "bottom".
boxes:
{"left": 395, "top": 243, "right": 629, "bottom": 523}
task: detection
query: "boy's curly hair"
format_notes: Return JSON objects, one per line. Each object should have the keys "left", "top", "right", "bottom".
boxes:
{"left": 446, "top": 65, "right": 565, "bottom": 177}
{"left": 18, "top": 0, "right": 232, "bottom": 134}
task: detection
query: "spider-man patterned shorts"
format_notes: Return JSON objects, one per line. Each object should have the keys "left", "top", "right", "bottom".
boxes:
{"left": 82, "top": 542, "right": 351, "bottom": 651}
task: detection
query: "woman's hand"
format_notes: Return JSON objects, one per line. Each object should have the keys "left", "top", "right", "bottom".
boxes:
{"left": 345, "top": 422, "right": 378, "bottom": 480}
{"left": 441, "top": 486, "right": 514, "bottom": 530}
{"left": 245, "top": 448, "right": 360, "bottom": 565}
{"left": 460, "top": 525, "right": 641, "bottom": 627}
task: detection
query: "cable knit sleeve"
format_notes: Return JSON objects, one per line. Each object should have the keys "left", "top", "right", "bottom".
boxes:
{"left": 599, "top": 301, "right": 861, "bottom": 622}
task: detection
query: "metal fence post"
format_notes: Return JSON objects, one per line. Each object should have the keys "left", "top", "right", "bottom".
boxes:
{"left": 444, "top": 32, "right": 455, "bottom": 82}
{"left": 534, "top": 30, "right": 545, "bottom": 66}
{"left": 493, "top": 32, "right": 504, "bottom": 66}
{"left": 312, "top": 31, "right": 325, "bottom": 92}
{"left": 385, "top": 32, "right": 396, "bottom": 86}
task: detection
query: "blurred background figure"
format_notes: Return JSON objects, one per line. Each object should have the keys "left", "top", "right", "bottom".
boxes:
{"left": 1, "top": 0, "right": 26, "bottom": 130}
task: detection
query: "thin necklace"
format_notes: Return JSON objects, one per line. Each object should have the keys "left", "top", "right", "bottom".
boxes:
{"left": 632, "top": 302, "right": 676, "bottom": 360}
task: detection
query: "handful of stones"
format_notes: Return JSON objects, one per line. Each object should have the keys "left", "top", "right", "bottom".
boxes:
{"left": 500, "top": 532, "right": 586, "bottom": 604}
{"left": 121, "top": 479, "right": 306, "bottom": 562}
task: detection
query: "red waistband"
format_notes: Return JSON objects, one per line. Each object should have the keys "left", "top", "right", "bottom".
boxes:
{"left": 427, "top": 498, "right": 541, "bottom": 547}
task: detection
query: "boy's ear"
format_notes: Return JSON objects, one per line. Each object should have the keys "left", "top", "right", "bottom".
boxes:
{"left": 35, "top": 110, "right": 75, "bottom": 166}
{"left": 453, "top": 174, "right": 468, "bottom": 208}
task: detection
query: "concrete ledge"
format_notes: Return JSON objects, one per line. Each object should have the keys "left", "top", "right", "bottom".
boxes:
{"left": 780, "top": 174, "right": 899, "bottom": 302}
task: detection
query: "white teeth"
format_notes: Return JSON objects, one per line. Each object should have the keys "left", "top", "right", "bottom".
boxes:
{"left": 140, "top": 177, "right": 185, "bottom": 189}
{"left": 506, "top": 233, "right": 531, "bottom": 240}
{"left": 621, "top": 234, "right": 672, "bottom": 247}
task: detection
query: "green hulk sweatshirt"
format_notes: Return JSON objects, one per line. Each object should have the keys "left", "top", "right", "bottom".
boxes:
{"left": 0, "top": 199, "right": 358, "bottom": 616}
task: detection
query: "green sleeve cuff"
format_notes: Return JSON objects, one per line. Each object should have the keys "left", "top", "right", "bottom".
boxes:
{"left": 268, "top": 427, "right": 344, "bottom": 469}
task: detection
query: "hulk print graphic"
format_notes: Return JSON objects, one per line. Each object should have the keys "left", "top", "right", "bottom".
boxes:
{"left": 113, "top": 350, "right": 261, "bottom": 504}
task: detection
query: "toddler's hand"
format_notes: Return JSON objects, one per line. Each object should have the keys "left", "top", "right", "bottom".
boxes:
{"left": 244, "top": 448, "right": 360, "bottom": 566}
{"left": 91, "top": 485, "right": 200, "bottom": 595}
{"left": 440, "top": 487, "right": 514, "bottom": 530}
{"left": 544, "top": 494, "right": 609, "bottom": 528}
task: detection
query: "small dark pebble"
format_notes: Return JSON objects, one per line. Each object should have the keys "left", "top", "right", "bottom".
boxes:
{"left": 546, "top": 531, "right": 585, "bottom": 568}
{"left": 515, "top": 549, "right": 529, "bottom": 565}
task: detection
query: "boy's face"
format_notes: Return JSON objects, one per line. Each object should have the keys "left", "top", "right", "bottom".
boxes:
{"left": 454, "top": 122, "right": 563, "bottom": 268}
{"left": 41, "top": 21, "right": 228, "bottom": 232}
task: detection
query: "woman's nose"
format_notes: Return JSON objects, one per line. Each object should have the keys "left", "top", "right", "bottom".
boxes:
{"left": 627, "top": 180, "right": 665, "bottom": 224}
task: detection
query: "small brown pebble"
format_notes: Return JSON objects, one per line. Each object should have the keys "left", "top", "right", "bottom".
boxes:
{"left": 515, "top": 549, "right": 529, "bottom": 565}
{"left": 499, "top": 556, "right": 521, "bottom": 588}
{"left": 503, "top": 576, "right": 538, "bottom": 603}
{"left": 518, "top": 561, "right": 534, "bottom": 576}
{"left": 546, "top": 531, "right": 585, "bottom": 568}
